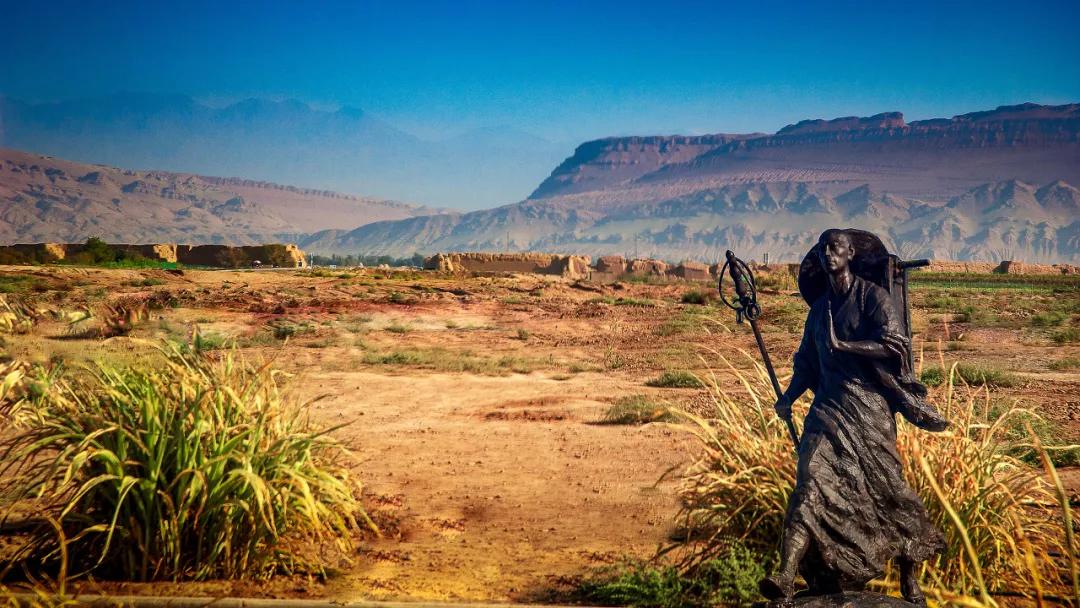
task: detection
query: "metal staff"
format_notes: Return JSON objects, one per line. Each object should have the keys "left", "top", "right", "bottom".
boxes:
{"left": 719, "top": 250, "right": 800, "bottom": 448}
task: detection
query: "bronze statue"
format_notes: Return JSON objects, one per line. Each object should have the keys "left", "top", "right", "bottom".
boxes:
{"left": 728, "top": 229, "right": 949, "bottom": 606}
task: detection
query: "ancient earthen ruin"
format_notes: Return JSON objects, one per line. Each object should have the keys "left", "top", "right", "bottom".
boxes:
{"left": 0, "top": 242, "right": 307, "bottom": 268}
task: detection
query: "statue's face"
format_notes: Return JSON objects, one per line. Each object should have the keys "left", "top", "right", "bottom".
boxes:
{"left": 820, "top": 232, "right": 854, "bottom": 273}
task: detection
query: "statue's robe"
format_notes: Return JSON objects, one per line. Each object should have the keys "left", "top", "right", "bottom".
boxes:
{"left": 787, "top": 275, "right": 945, "bottom": 591}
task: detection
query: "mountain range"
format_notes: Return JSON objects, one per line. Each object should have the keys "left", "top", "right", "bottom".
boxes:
{"left": 0, "top": 93, "right": 567, "bottom": 208}
{"left": 1, "top": 101, "right": 1078, "bottom": 263}
{"left": 0, "top": 147, "right": 436, "bottom": 245}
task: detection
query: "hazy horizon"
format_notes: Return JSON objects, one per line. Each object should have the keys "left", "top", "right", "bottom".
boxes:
{"left": 2, "top": 0, "right": 1079, "bottom": 208}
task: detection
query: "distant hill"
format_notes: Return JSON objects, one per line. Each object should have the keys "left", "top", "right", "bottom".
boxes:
{"left": 0, "top": 147, "right": 437, "bottom": 245}
{"left": 530, "top": 103, "right": 1080, "bottom": 202}
{"left": 309, "top": 103, "right": 1080, "bottom": 263}
{"left": 303, "top": 178, "right": 1080, "bottom": 263}
{"left": 3, "top": 102, "right": 1078, "bottom": 263}
{"left": 0, "top": 93, "right": 568, "bottom": 208}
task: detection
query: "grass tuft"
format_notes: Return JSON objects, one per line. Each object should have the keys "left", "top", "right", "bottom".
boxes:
{"left": 0, "top": 343, "right": 373, "bottom": 581}
{"left": 601, "top": 395, "right": 674, "bottom": 425}
{"left": 646, "top": 370, "right": 704, "bottom": 389}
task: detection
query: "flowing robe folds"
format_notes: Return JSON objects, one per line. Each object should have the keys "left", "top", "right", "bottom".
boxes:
{"left": 786, "top": 275, "right": 945, "bottom": 590}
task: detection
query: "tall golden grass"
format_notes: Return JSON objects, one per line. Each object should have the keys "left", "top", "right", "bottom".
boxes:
{"left": 0, "top": 343, "right": 373, "bottom": 582}
{"left": 671, "top": 348, "right": 1077, "bottom": 607}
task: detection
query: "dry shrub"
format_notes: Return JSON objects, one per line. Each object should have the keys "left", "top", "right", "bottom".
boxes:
{"left": 670, "top": 349, "right": 1077, "bottom": 607}
{"left": 0, "top": 296, "right": 38, "bottom": 335}
{"left": 0, "top": 343, "right": 373, "bottom": 582}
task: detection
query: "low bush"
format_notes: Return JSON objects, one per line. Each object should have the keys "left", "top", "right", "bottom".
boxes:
{"left": 1051, "top": 326, "right": 1080, "bottom": 344}
{"left": 1048, "top": 356, "right": 1080, "bottom": 371}
{"left": 0, "top": 344, "right": 372, "bottom": 581}
{"left": 646, "top": 370, "right": 704, "bottom": 389}
{"left": 601, "top": 395, "right": 674, "bottom": 425}
{"left": 680, "top": 290, "right": 715, "bottom": 306}
{"left": 920, "top": 363, "right": 1018, "bottom": 388}
{"left": 577, "top": 543, "right": 767, "bottom": 607}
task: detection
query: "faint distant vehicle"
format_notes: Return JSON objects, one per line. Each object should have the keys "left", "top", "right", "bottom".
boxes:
{"left": 251, "top": 260, "right": 263, "bottom": 268}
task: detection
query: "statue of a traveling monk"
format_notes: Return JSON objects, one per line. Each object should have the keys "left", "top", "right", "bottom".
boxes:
{"left": 724, "top": 229, "right": 950, "bottom": 607}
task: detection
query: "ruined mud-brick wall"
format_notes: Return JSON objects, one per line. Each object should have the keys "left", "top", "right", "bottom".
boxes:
{"left": 993, "top": 260, "right": 1079, "bottom": 275}
{"left": 112, "top": 244, "right": 179, "bottom": 263}
{"left": 0, "top": 242, "right": 305, "bottom": 267}
{"left": 672, "top": 261, "right": 711, "bottom": 281}
{"left": 423, "top": 252, "right": 591, "bottom": 279}
{"left": 176, "top": 244, "right": 306, "bottom": 267}
{"left": 925, "top": 261, "right": 1000, "bottom": 274}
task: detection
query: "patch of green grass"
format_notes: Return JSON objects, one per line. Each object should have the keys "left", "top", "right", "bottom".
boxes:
{"left": 600, "top": 395, "right": 674, "bottom": 425}
{"left": 622, "top": 273, "right": 674, "bottom": 286}
{"left": 576, "top": 544, "right": 768, "bottom": 607}
{"left": 920, "top": 363, "right": 1019, "bottom": 388}
{"left": 387, "top": 291, "right": 418, "bottom": 305}
{"left": 1051, "top": 327, "right": 1080, "bottom": 344}
{"left": 192, "top": 330, "right": 229, "bottom": 352}
{"left": 385, "top": 323, "right": 412, "bottom": 334}
{"left": 362, "top": 347, "right": 537, "bottom": 375}
{"left": 590, "top": 296, "right": 658, "bottom": 307}
{"left": 985, "top": 401, "right": 1080, "bottom": 468}
{"left": 910, "top": 272, "right": 1080, "bottom": 293}
{"left": 0, "top": 275, "right": 47, "bottom": 294}
{"left": 516, "top": 328, "right": 530, "bottom": 340}
{"left": 1048, "top": 357, "right": 1080, "bottom": 371}
{"left": 1030, "top": 311, "right": 1068, "bottom": 327}
{"left": 655, "top": 312, "right": 700, "bottom": 337}
{"left": 920, "top": 366, "right": 945, "bottom": 387}
{"left": 646, "top": 370, "right": 704, "bottom": 389}
{"left": 680, "top": 290, "right": 715, "bottom": 306}
{"left": 270, "top": 319, "right": 316, "bottom": 340}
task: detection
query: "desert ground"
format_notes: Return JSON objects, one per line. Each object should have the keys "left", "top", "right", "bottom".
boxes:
{"left": 0, "top": 264, "right": 1077, "bottom": 603}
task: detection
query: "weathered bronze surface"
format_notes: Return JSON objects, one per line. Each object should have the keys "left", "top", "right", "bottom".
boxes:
{"left": 759, "top": 229, "right": 948, "bottom": 607}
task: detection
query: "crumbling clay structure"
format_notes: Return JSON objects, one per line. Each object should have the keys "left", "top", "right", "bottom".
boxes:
{"left": 672, "top": 261, "right": 711, "bottom": 281}
{"left": 0, "top": 242, "right": 306, "bottom": 268}
{"left": 423, "top": 252, "right": 591, "bottom": 279}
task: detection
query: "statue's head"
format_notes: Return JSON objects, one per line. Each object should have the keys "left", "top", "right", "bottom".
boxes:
{"left": 817, "top": 229, "right": 855, "bottom": 274}
{"left": 799, "top": 228, "right": 890, "bottom": 304}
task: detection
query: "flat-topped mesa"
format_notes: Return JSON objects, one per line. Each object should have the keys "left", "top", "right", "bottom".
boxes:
{"left": 531, "top": 102, "right": 1080, "bottom": 200}
{"left": 777, "top": 112, "right": 907, "bottom": 135}
{"left": 529, "top": 133, "right": 757, "bottom": 199}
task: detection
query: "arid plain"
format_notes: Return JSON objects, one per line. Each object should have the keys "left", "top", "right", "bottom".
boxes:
{"left": 0, "top": 264, "right": 1077, "bottom": 603}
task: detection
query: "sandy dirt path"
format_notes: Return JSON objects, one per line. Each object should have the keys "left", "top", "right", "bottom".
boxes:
{"left": 301, "top": 370, "right": 694, "bottom": 602}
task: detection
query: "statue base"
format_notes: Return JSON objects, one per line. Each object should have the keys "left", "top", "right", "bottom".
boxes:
{"left": 756, "top": 591, "right": 917, "bottom": 608}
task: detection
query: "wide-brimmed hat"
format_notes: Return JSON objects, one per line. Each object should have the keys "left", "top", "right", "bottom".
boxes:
{"left": 798, "top": 228, "right": 891, "bottom": 304}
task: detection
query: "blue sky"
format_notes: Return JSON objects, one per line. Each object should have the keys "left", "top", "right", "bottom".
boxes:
{"left": 1, "top": 0, "right": 1078, "bottom": 142}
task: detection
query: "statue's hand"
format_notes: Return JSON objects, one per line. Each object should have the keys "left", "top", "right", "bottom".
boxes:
{"left": 774, "top": 394, "right": 793, "bottom": 420}
{"left": 826, "top": 305, "right": 842, "bottom": 352}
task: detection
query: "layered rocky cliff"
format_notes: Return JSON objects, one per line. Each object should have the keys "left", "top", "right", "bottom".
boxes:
{"left": 530, "top": 103, "right": 1080, "bottom": 202}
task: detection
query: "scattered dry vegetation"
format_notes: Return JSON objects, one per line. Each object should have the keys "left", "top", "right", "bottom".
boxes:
{"left": 0, "top": 264, "right": 1073, "bottom": 605}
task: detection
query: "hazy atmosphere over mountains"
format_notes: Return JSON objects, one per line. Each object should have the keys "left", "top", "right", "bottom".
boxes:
{"left": 2, "top": 101, "right": 1078, "bottom": 263}
{"left": 0, "top": 94, "right": 568, "bottom": 208}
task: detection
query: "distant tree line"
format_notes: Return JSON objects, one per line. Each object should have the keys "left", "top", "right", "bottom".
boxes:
{"left": 309, "top": 253, "right": 426, "bottom": 268}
